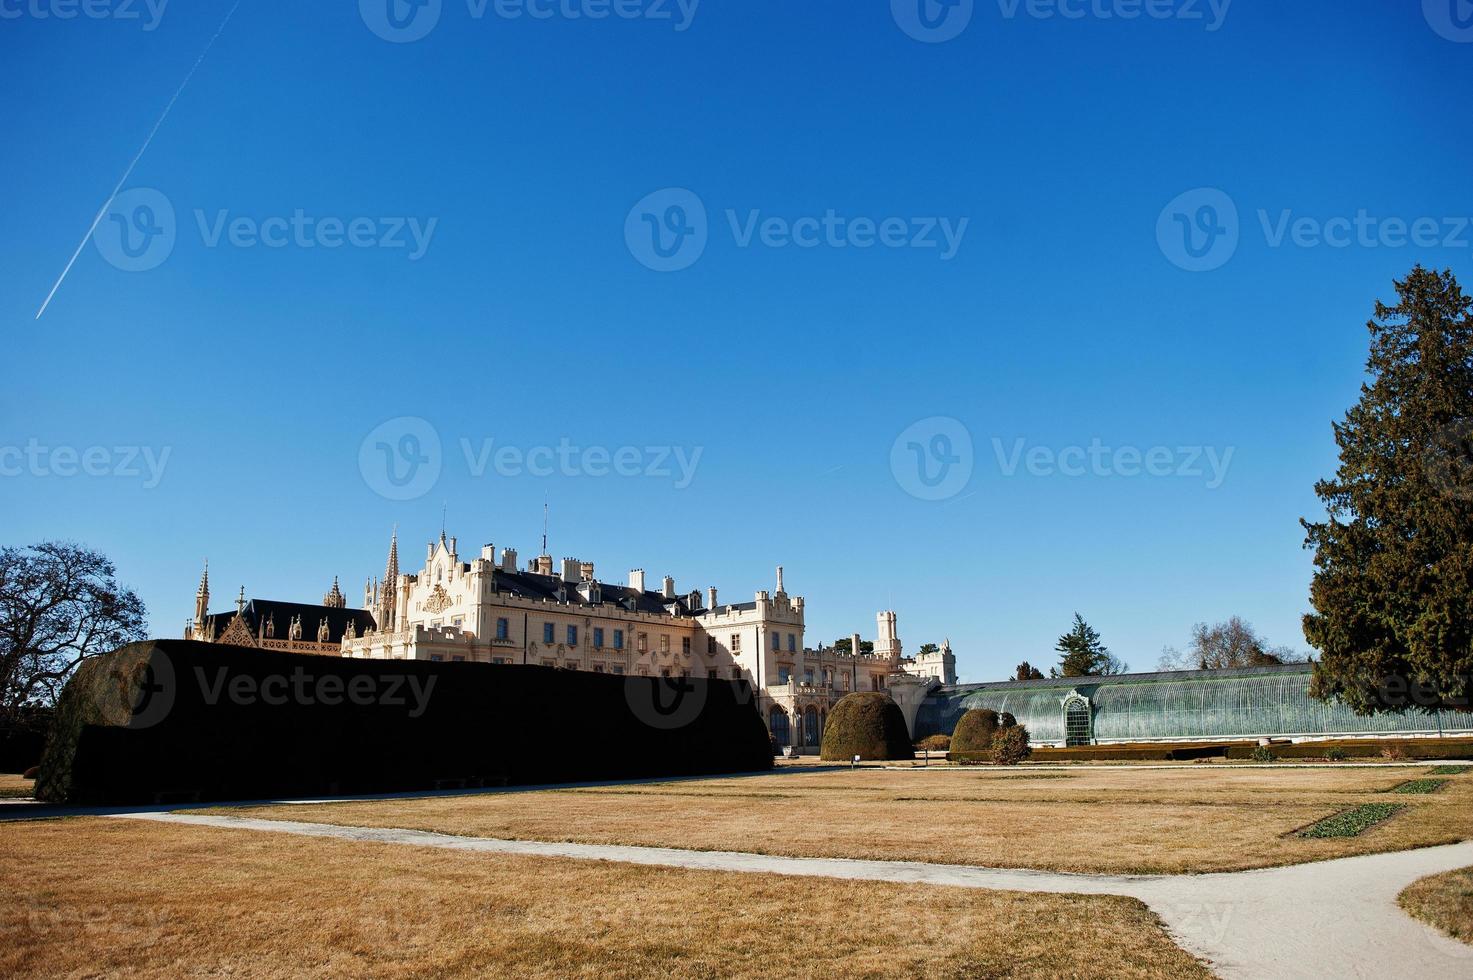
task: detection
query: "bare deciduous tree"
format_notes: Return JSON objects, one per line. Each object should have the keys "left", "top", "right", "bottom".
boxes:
{"left": 1157, "top": 617, "right": 1304, "bottom": 671}
{"left": 0, "top": 542, "right": 146, "bottom": 720}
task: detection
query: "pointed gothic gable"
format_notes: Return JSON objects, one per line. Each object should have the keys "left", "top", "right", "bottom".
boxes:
{"left": 218, "top": 612, "right": 258, "bottom": 648}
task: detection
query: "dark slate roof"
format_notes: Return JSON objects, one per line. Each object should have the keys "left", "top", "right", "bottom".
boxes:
{"left": 489, "top": 570, "right": 708, "bottom": 616}
{"left": 208, "top": 599, "right": 376, "bottom": 645}
{"left": 939, "top": 661, "right": 1314, "bottom": 695}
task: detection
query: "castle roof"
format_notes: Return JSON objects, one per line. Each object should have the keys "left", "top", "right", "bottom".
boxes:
{"left": 208, "top": 598, "right": 375, "bottom": 645}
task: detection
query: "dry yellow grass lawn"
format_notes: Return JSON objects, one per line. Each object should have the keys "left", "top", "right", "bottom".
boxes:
{"left": 1399, "top": 865, "right": 1473, "bottom": 945}
{"left": 0, "top": 817, "right": 1208, "bottom": 979}
{"left": 0, "top": 772, "right": 36, "bottom": 799}
{"left": 216, "top": 765, "right": 1473, "bottom": 874}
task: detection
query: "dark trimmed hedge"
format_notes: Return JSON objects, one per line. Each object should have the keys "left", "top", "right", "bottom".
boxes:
{"left": 819, "top": 693, "right": 914, "bottom": 761}
{"left": 36, "top": 640, "right": 771, "bottom": 804}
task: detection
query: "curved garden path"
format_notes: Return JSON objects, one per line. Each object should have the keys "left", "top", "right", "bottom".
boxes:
{"left": 117, "top": 810, "right": 1473, "bottom": 979}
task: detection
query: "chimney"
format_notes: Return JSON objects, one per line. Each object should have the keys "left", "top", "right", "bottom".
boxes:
{"left": 579, "top": 561, "right": 595, "bottom": 582}
{"left": 561, "top": 558, "right": 579, "bottom": 583}
{"left": 501, "top": 547, "right": 517, "bottom": 573}
{"left": 662, "top": 575, "right": 676, "bottom": 599}
{"left": 776, "top": 565, "right": 785, "bottom": 594}
{"left": 707, "top": 586, "right": 717, "bottom": 610}
{"left": 629, "top": 569, "right": 646, "bottom": 593}
{"left": 851, "top": 632, "right": 862, "bottom": 657}
{"left": 480, "top": 543, "right": 495, "bottom": 561}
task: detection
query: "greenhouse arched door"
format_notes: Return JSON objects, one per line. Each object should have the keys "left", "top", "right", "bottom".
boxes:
{"left": 1064, "top": 698, "right": 1092, "bottom": 746}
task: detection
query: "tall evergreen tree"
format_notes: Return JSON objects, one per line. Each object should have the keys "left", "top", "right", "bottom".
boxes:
{"left": 1052, "top": 614, "right": 1126, "bottom": 677}
{"left": 1303, "top": 266, "right": 1473, "bottom": 715}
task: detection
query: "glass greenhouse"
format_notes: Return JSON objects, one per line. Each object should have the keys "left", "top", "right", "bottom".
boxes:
{"left": 913, "top": 664, "right": 1472, "bottom": 745}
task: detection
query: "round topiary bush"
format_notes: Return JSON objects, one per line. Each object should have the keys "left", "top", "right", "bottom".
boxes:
{"left": 999, "top": 712, "right": 1017, "bottom": 729}
{"left": 819, "top": 693, "right": 914, "bottom": 761}
{"left": 951, "top": 708, "right": 1001, "bottom": 754}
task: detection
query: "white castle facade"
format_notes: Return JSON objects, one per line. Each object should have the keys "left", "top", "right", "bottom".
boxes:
{"left": 189, "top": 528, "right": 956, "bottom": 747}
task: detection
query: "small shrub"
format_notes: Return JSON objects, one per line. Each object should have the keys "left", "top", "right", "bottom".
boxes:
{"left": 1381, "top": 745, "right": 1407, "bottom": 762}
{"left": 991, "top": 725, "right": 1032, "bottom": 766}
{"left": 1324, "top": 747, "right": 1348, "bottom": 762}
{"left": 916, "top": 734, "right": 950, "bottom": 752}
{"left": 22, "top": 766, "right": 38, "bottom": 780}
{"left": 1251, "top": 746, "right": 1275, "bottom": 763}
{"left": 951, "top": 709, "right": 1001, "bottom": 754}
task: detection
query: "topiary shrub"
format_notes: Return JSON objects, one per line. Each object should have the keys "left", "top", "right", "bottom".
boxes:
{"left": 951, "top": 708, "right": 1001, "bottom": 755}
{"left": 991, "top": 725, "right": 1032, "bottom": 765}
{"left": 1324, "top": 747, "right": 1348, "bottom": 762}
{"left": 916, "top": 734, "right": 950, "bottom": 752}
{"left": 999, "top": 712, "right": 1017, "bottom": 729}
{"left": 819, "top": 693, "right": 914, "bottom": 761}
{"left": 1251, "top": 746, "right": 1275, "bottom": 763}
{"left": 22, "top": 766, "right": 38, "bottom": 780}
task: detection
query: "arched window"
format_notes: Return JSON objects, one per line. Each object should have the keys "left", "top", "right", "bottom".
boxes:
{"left": 803, "top": 705, "right": 820, "bottom": 746}
{"left": 1064, "top": 696, "right": 1092, "bottom": 747}
{"left": 769, "top": 706, "right": 790, "bottom": 746}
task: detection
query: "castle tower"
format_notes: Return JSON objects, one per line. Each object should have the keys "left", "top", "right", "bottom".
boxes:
{"left": 875, "top": 610, "right": 902, "bottom": 665}
{"left": 192, "top": 560, "right": 210, "bottom": 637}
{"left": 323, "top": 577, "right": 346, "bottom": 609}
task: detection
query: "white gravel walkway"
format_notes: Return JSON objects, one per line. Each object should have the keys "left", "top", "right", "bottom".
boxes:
{"left": 115, "top": 811, "right": 1473, "bottom": 979}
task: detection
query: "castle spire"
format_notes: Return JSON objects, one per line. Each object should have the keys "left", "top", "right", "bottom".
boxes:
{"left": 193, "top": 559, "right": 210, "bottom": 635}
{"left": 378, "top": 526, "right": 400, "bottom": 632}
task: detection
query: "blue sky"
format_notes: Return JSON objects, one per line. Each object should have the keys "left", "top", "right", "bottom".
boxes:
{"left": 3, "top": 1, "right": 1472, "bottom": 682}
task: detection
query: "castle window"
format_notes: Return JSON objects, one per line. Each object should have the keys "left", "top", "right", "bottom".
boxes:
{"left": 660, "top": 635, "right": 669, "bottom": 653}
{"left": 731, "top": 634, "right": 741, "bottom": 652}
{"left": 614, "top": 629, "right": 624, "bottom": 650}
{"left": 707, "top": 636, "right": 716, "bottom": 654}
{"left": 612, "top": 665, "right": 625, "bottom": 675}
{"left": 593, "top": 627, "right": 605, "bottom": 648}
{"left": 566, "top": 625, "right": 578, "bottom": 646}
{"left": 681, "top": 636, "right": 691, "bottom": 656}
{"left": 452, "top": 655, "right": 465, "bottom": 663}
{"left": 496, "top": 618, "right": 509, "bottom": 640}
{"left": 770, "top": 631, "right": 779, "bottom": 651}
{"left": 592, "top": 664, "right": 604, "bottom": 673}
{"left": 804, "top": 669, "right": 814, "bottom": 686}
{"left": 429, "top": 654, "right": 444, "bottom": 663}
{"left": 778, "top": 666, "right": 791, "bottom": 684}
{"left": 787, "top": 633, "right": 796, "bottom": 652}
{"left": 637, "top": 632, "right": 648, "bottom": 653}
{"left": 543, "top": 622, "right": 554, "bottom": 644}
{"left": 731, "top": 667, "right": 741, "bottom": 679}
{"left": 708, "top": 669, "right": 719, "bottom": 679}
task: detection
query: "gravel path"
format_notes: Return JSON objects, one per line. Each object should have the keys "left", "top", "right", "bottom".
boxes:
{"left": 116, "top": 811, "right": 1473, "bottom": 979}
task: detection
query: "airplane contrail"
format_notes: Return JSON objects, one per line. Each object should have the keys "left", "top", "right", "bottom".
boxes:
{"left": 35, "top": 0, "right": 245, "bottom": 320}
